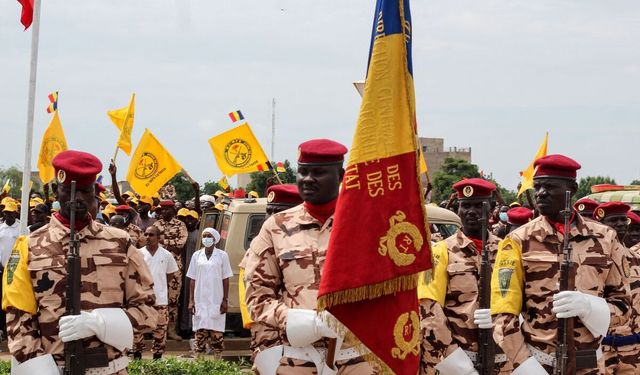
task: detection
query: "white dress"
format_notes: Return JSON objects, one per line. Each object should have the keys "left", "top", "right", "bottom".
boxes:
{"left": 186, "top": 247, "right": 233, "bottom": 332}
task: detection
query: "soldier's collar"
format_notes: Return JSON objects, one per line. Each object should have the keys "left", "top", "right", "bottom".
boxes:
{"left": 536, "top": 213, "right": 590, "bottom": 242}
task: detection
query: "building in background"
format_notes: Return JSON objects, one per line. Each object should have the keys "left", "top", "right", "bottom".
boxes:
{"left": 419, "top": 137, "right": 472, "bottom": 183}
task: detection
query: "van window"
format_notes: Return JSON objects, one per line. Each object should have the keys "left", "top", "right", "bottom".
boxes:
{"left": 244, "top": 214, "right": 266, "bottom": 250}
{"left": 218, "top": 212, "right": 232, "bottom": 250}
{"left": 202, "top": 212, "right": 219, "bottom": 232}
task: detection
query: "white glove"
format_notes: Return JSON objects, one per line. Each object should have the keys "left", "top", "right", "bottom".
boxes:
{"left": 434, "top": 347, "right": 479, "bottom": 375}
{"left": 59, "top": 311, "right": 105, "bottom": 342}
{"left": 473, "top": 308, "right": 492, "bottom": 329}
{"left": 286, "top": 309, "right": 338, "bottom": 347}
{"left": 552, "top": 291, "right": 591, "bottom": 319}
{"left": 512, "top": 357, "right": 547, "bottom": 375}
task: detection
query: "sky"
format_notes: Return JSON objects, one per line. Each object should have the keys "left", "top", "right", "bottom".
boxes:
{"left": 1, "top": 0, "right": 639, "bottom": 191}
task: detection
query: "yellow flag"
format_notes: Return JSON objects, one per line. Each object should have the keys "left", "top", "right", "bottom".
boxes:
{"left": 238, "top": 268, "right": 254, "bottom": 329}
{"left": 108, "top": 93, "right": 135, "bottom": 155}
{"left": 2, "top": 236, "right": 38, "bottom": 314}
{"left": 208, "top": 123, "right": 270, "bottom": 177}
{"left": 2, "top": 179, "right": 10, "bottom": 194}
{"left": 419, "top": 148, "right": 428, "bottom": 174}
{"left": 126, "top": 129, "right": 182, "bottom": 197}
{"left": 37, "top": 111, "right": 68, "bottom": 183}
{"left": 218, "top": 176, "right": 229, "bottom": 190}
{"left": 517, "top": 132, "right": 549, "bottom": 196}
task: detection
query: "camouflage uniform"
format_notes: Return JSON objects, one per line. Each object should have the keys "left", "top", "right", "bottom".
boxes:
{"left": 132, "top": 305, "right": 168, "bottom": 355}
{"left": 7, "top": 215, "right": 158, "bottom": 372}
{"left": 153, "top": 218, "right": 188, "bottom": 326}
{"left": 245, "top": 205, "right": 377, "bottom": 374}
{"left": 419, "top": 231, "right": 513, "bottom": 375}
{"left": 126, "top": 223, "right": 145, "bottom": 249}
{"left": 193, "top": 329, "right": 224, "bottom": 355}
{"left": 491, "top": 215, "right": 631, "bottom": 374}
{"left": 602, "top": 243, "right": 640, "bottom": 374}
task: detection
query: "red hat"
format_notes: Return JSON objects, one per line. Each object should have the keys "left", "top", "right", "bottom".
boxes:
{"left": 52, "top": 150, "right": 103, "bottom": 188}
{"left": 96, "top": 183, "right": 107, "bottom": 193}
{"left": 298, "top": 139, "right": 348, "bottom": 166}
{"left": 573, "top": 198, "right": 599, "bottom": 215}
{"left": 115, "top": 205, "right": 131, "bottom": 212}
{"left": 159, "top": 200, "right": 175, "bottom": 207}
{"left": 533, "top": 154, "right": 581, "bottom": 180}
{"left": 267, "top": 184, "right": 303, "bottom": 206}
{"left": 593, "top": 201, "right": 630, "bottom": 221}
{"left": 507, "top": 207, "right": 533, "bottom": 226}
{"left": 627, "top": 211, "right": 640, "bottom": 226}
{"left": 452, "top": 178, "right": 496, "bottom": 199}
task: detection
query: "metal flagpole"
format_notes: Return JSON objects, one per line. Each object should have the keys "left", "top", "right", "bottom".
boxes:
{"left": 19, "top": 0, "right": 42, "bottom": 235}
{"left": 271, "top": 98, "right": 275, "bottom": 161}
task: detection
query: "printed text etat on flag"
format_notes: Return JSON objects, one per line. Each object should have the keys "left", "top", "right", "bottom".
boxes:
{"left": 317, "top": 1, "right": 431, "bottom": 374}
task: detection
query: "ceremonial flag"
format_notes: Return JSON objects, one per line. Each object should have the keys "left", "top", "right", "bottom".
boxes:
{"left": 2, "top": 236, "right": 37, "bottom": 314}
{"left": 228, "top": 110, "right": 244, "bottom": 123}
{"left": 276, "top": 162, "right": 286, "bottom": 173}
{"left": 517, "top": 132, "right": 548, "bottom": 196}
{"left": 2, "top": 180, "right": 10, "bottom": 194}
{"left": 17, "top": 0, "right": 34, "bottom": 30}
{"left": 419, "top": 149, "right": 427, "bottom": 174}
{"left": 126, "top": 129, "right": 182, "bottom": 197}
{"left": 218, "top": 176, "right": 230, "bottom": 191}
{"left": 208, "top": 123, "right": 270, "bottom": 177}
{"left": 46, "top": 91, "right": 58, "bottom": 113}
{"left": 37, "top": 111, "right": 68, "bottom": 183}
{"left": 317, "top": 1, "right": 430, "bottom": 374}
{"left": 107, "top": 93, "right": 136, "bottom": 156}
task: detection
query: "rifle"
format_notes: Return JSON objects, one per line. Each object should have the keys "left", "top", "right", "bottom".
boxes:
{"left": 64, "top": 181, "right": 108, "bottom": 375}
{"left": 553, "top": 191, "right": 577, "bottom": 375}
{"left": 475, "top": 200, "right": 495, "bottom": 375}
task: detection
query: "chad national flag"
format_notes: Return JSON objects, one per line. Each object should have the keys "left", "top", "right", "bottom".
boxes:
{"left": 317, "top": 1, "right": 430, "bottom": 374}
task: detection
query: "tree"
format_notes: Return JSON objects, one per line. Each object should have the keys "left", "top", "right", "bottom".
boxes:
{"left": 432, "top": 158, "right": 481, "bottom": 203}
{"left": 576, "top": 176, "right": 617, "bottom": 199}
{"left": 166, "top": 171, "right": 198, "bottom": 203}
{"left": 631, "top": 180, "right": 640, "bottom": 186}
{"left": 0, "top": 166, "right": 42, "bottom": 199}
{"left": 202, "top": 181, "right": 226, "bottom": 196}
{"left": 246, "top": 160, "right": 296, "bottom": 197}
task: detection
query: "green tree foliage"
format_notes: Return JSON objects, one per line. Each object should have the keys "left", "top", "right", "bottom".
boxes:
{"left": 630, "top": 180, "right": 640, "bottom": 186}
{"left": 202, "top": 181, "right": 226, "bottom": 196}
{"left": 432, "top": 158, "right": 481, "bottom": 203}
{"left": 166, "top": 171, "right": 198, "bottom": 203}
{"left": 0, "top": 166, "right": 42, "bottom": 199}
{"left": 576, "top": 176, "right": 617, "bottom": 199}
{"left": 246, "top": 160, "right": 296, "bottom": 197}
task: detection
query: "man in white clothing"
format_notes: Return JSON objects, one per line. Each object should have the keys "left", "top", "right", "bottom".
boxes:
{"left": 133, "top": 225, "right": 179, "bottom": 359}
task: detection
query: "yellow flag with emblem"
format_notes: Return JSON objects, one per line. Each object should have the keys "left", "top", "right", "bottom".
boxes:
{"left": 208, "top": 123, "right": 270, "bottom": 177}
{"left": 107, "top": 93, "right": 136, "bottom": 156}
{"left": 2, "top": 236, "right": 37, "bottom": 314}
{"left": 37, "top": 111, "right": 68, "bottom": 183}
{"left": 126, "top": 129, "right": 182, "bottom": 197}
{"left": 517, "top": 132, "right": 548, "bottom": 196}
{"left": 218, "top": 176, "right": 229, "bottom": 191}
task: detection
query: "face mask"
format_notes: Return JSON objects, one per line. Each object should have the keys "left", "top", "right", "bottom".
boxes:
{"left": 202, "top": 237, "right": 215, "bottom": 248}
{"left": 499, "top": 212, "right": 509, "bottom": 222}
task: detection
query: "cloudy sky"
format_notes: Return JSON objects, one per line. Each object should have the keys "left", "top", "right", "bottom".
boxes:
{"left": 1, "top": 0, "right": 639, "bottom": 190}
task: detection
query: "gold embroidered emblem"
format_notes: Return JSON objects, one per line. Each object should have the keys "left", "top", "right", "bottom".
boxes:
{"left": 577, "top": 203, "right": 585, "bottom": 212}
{"left": 596, "top": 208, "right": 605, "bottom": 220}
{"left": 391, "top": 311, "right": 420, "bottom": 360}
{"left": 378, "top": 211, "right": 424, "bottom": 266}
{"left": 57, "top": 169, "right": 66, "bottom": 183}
{"left": 463, "top": 185, "right": 474, "bottom": 197}
{"left": 267, "top": 191, "right": 275, "bottom": 203}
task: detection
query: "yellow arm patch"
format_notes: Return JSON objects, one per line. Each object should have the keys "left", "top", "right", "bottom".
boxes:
{"left": 238, "top": 268, "right": 254, "bottom": 329}
{"left": 490, "top": 237, "right": 524, "bottom": 315}
{"left": 418, "top": 241, "right": 449, "bottom": 305}
{"left": 2, "top": 236, "right": 37, "bottom": 314}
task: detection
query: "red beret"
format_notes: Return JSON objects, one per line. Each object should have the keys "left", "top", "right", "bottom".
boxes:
{"left": 533, "top": 154, "right": 581, "bottom": 180}
{"left": 298, "top": 139, "right": 348, "bottom": 166}
{"left": 452, "top": 178, "right": 496, "bottom": 199}
{"left": 159, "top": 200, "right": 175, "bottom": 207}
{"left": 115, "top": 205, "right": 131, "bottom": 212}
{"left": 96, "top": 183, "right": 107, "bottom": 193}
{"left": 627, "top": 211, "right": 640, "bottom": 226}
{"left": 573, "top": 198, "right": 599, "bottom": 215}
{"left": 267, "top": 184, "right": 303, "bottom": 206}
{"left": 507, "top": 207, "right": 533, "bottom": 226}
{"left": 594, "top": 201, "right": 630, "bottom": 221}
{"left": 52, "top": 150, "right": 102, "bottom": 188}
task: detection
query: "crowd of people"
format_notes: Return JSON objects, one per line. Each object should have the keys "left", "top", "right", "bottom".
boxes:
{"left": 0, "top": 141, "right": 638, "bottom": 375}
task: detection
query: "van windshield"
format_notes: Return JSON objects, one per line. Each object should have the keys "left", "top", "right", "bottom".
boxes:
{"left": 218, "top": 212, "right": 232, "bottom": 249}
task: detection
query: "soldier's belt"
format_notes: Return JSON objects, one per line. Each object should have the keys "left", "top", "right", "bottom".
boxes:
{"left": 463, "top": 350, "right": 507, "bottom": 364}
{"left": 283, "top": 345, "right": 363, "bottom": 363}
{"left": 61, "top": 356, "right": 129, "bottom": 375}
{"left": 602, "top": 334, "right": 640, "bottom": 347}
{"left": 527, "top": 344, "right": 601, "bottom": 370}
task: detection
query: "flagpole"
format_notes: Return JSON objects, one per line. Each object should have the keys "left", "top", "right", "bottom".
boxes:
{"left": 271, "top": 98, "right": 275, "bottom": 161}
{"left": 19, "top": 0, "right": 42, "bottom": 236}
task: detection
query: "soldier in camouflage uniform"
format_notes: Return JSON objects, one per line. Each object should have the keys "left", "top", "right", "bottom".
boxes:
{"left": 418, "top": 178, "right": 513, "bottom": 375}
{"left": 245, "top": 139, "right": 378, "bottom": 375}
{"left": 593, "top": 203, "right": 640, "bottom": 374}
{"left": 490, "top": 154, "right": 631, "bottom": 375}
{"left": 5, "top": 150, "right": 158, "bottom": 374}
{"left": 152, "top": 200, "right": 188, "bottom": 341}
{"left": 115, "top": 205, "right": 145, "bottom": 248}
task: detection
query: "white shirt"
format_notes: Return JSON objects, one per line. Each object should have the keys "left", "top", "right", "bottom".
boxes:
{"left": 186, "top": 248, "right": 233, "bottom": 331}
{"left": 139, "top": 246, "right": 179, "bottom": 306}
{"left": 0, "top": 220, "right": 20, "bottom": 267}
